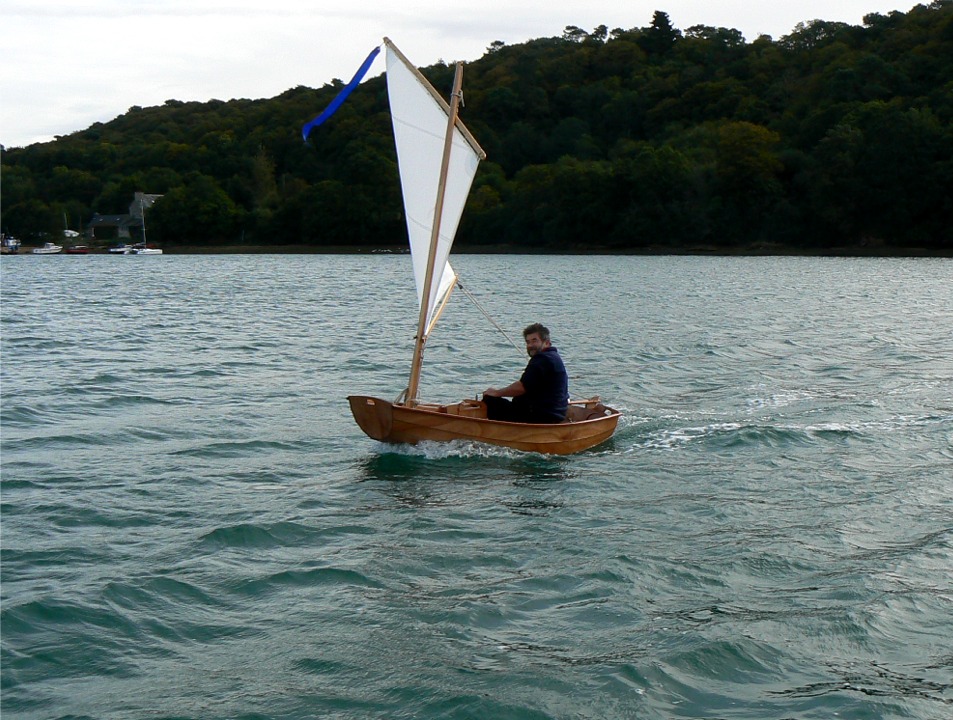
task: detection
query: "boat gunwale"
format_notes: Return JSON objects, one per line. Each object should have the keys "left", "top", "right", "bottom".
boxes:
{"left": 349, "top": 394, "right": 620, "bottom": 454}
{"left": 396, "top": 399, "right": 621, "bottom": 427}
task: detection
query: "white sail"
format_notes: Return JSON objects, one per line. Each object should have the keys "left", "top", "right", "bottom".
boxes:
{"left": 384, "top": 39, "right": 484, "bottom": 334}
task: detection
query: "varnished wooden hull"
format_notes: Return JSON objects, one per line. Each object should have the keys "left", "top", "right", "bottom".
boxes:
{"left": 348, "top": 395, "right": 620, "bottom": 455}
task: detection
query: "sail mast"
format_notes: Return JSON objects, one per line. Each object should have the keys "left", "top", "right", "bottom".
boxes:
{"left": 140, "top": 196, "right": 147, "bottom": 246}
{"left": 403, "top": 61, "right": 465, "bottom": 406}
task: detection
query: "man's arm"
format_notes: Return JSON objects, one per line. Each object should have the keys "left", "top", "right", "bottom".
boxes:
{"left": 484, "top": 380, "right": 526, "bottom": 398}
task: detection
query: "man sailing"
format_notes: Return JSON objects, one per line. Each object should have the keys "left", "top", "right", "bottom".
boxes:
{"left": 483, "top": 323, "right": 569, "bottom": 424}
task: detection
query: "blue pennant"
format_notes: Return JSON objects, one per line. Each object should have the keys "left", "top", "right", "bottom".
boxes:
{"left": 302, "top": 46, "right": 381, "bottom": 141}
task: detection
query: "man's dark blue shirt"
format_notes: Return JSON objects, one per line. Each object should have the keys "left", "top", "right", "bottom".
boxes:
{"left": 519, "top": 346, "right": 569, "bottom": 422}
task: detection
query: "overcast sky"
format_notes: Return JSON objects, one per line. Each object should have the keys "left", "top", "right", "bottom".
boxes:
{"left": 1, "top": 1, "right": 910, "bottom": 149}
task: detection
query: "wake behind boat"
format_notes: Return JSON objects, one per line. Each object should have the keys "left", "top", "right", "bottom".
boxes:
{"left": 307, "top": 38, "right": 620, "bottom": 454}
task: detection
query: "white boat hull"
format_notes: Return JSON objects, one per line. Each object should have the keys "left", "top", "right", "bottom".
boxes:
{"left": 32, "top": 243, "right": 63, "bottom": 254}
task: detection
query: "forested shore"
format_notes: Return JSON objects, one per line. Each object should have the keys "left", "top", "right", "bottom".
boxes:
{"left": 3, "top": 3, "right": 951, "bottom": 255}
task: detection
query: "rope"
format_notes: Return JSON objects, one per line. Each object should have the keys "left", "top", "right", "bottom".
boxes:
{"left": 455, "top": 280, "right": 599, "bottom": 402}
{"left": 455, "top": 280, "right": 524, "bottom": 359}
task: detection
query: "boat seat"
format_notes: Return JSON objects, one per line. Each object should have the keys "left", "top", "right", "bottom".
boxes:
{"left": 565, "top": 403, "right": 610, "bottom": 422}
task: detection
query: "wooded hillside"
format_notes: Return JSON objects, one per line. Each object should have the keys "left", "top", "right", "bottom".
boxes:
{"left": 3, "top": 3, "right": 951, "bottom": 254}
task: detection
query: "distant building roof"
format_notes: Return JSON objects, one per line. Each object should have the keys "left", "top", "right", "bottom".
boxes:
{"left": 87, "top": 191, "right": 163, "bottom": 238}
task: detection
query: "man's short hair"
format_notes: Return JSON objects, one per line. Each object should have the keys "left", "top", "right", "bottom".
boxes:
{"left": 523, "top": 323, "right": 550, "bottom": 342}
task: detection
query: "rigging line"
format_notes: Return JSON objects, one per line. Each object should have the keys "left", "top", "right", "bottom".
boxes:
{"left": 455, "top": 280, "right": 524, "bottom": 359}
{"left": 456, "top": 280, "right": 599, "bottom": 401}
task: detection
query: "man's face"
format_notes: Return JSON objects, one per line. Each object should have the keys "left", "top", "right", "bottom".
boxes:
{"left": 525, "top": 332, "right": 549, "bottom": 357}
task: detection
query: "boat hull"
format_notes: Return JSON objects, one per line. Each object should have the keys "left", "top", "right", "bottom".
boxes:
{"left": 348, "top": 395, "right": 620, "bottom": 455}
{"left": 32, "top": 243, "right": 63, "bottom": 254}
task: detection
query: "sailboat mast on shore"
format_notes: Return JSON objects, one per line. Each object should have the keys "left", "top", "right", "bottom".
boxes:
{"left": 132, "top": 194, "right": 163, "bottom": 255}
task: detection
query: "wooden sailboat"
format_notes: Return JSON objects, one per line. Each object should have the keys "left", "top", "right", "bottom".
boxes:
{"left": 348, "top": 39, "right": 620, "bottom": 455}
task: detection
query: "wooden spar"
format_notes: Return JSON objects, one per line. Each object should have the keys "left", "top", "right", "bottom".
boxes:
{"left": 402, "top": 60, "right": 466, "bottom": 406}
{"left": 382, "top": 39, "right": 486, "bottom": 160}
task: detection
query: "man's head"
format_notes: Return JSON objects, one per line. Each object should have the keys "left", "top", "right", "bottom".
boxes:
{"left": 523, "top": 323, "right": 551, "bottom": 357}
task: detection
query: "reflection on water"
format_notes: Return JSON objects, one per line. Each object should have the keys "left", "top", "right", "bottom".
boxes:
{"left": 355, "top": 443, "right": 577, "bottom": 511}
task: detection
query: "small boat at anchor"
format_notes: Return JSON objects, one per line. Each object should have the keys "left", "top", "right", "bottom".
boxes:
{"left": 130, "top": 245, "right": 162, "bottom": 255}
{"left": 32, "top": 242, "right": 63, "bottom": 255}
{"left": 128, "top": 197, "right": 163, "bottom": 254}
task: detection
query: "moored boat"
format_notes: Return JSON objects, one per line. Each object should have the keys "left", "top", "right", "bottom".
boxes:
{"left": 131, "top": 245, "right": 163, "bottom": 255}
{"left": 126, "top": 198, "right": 163, "bottom": 254}
{"left": 32, "top": 242, "right": 63, "bottom": 255}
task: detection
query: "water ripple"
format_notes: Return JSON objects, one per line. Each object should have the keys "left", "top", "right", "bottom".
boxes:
{"left": 2, "top": 255, "right": 951, "bottom": 719}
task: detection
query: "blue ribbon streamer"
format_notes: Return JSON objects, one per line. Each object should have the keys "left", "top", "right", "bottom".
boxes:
{"left": 302, "top": 46, "right": 381, "bottom": 140}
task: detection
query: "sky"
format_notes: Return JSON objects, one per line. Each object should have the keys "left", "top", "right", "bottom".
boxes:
{"left": 1, "top": 1, "right": 912, "bottom": 149}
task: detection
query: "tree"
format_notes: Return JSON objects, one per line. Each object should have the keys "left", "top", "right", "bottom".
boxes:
{"left": 810, "top": 103, "right": 952, "bottom": 247}
{"left": 639, "top": 11, "right": 682, "bottom": 56}
{"left": 149, "top": 174, "right": 244, "bottom": 244}
{"left": 249, "top": 147, "right": 279, "bottom": 211}
{"left": 562, "top": 26, "right": 588, "bottom": 43}
{"left": 2, "top": 198, "right": 58, "bottom": 241}
{"left": 1, "top": 1, "right": 951, "bottom": 253}
{"left": 680, "top": 120, "right": 783, "bottom": 244}
{"left": 610, "top": 144, "right": 704, "bottom": 248}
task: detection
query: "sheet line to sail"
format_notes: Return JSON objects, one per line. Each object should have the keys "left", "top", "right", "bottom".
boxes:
{"left": 384, "top": 38, "right": 486, "bottom": 336}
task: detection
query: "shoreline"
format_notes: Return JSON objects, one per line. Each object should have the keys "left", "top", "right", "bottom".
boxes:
{"left": 8, "top": 243, "right": 951, "bottom": 258}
